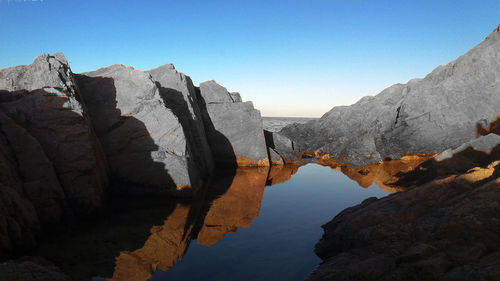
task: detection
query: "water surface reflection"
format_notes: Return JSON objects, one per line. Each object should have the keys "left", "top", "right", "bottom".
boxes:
{"left": 37, "top": 161, "right": 420, "bottom": 281}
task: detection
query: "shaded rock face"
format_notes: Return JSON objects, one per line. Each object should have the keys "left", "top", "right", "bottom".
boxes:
{"left": 0, "top": 54, "right": 108, "bottom": 259}
{"left": 198, "top": 80, "right": 269, "bottom": 167}
{"left": 0, "top": 257, "right": 70, "bottom": 281}
{"left": 308, "top": 130, "right": 500, "bottom": 281}
{"left": 264, "top": 130, "right": 302, "bottom": 164}
{"left": 77, "top": 65, "right": 209, "bottom": 191}
{"left": 282, "top": 27, "right": 500, "bottom": 165}
{"left": 146, "top": 64, "right": 214, "bottom": 181}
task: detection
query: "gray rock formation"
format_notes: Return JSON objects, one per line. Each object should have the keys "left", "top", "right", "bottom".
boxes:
{"left": 281, "top": 27, "right": 500, "bottom": 165}
{"left": 308, "top": 139, "right": 500, "bottom": 281}
{"left": 0, "top": 53, "right": 108, "bottom": 216}
{"left": 77, "top": 64, "right": 209, "bottom": 191}
{"left": 146, "top": 64, "right": 214, "bottom": 182}
{"left": 264, "top": 130, "right": 303, "bottom": 163}
{"left": 0, "top": 54, "right": 109, "bottom": 258}
{"left": 436, "top": 133, "right": 500, "bottom": 161}
{"left": 229, "top": 92, "right": 242, "bottom": 102}
{"left": 198, "top": 80, "right": 269, "bottom": 166}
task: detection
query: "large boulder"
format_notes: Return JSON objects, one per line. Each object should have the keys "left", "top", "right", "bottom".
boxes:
{"left": 282, "top": 26, "right": 500, "bottom": 165}
{"left": 308, "top": 156, "right": 500, "bottom": 281}
{"left": 77, "top": 64, "right": 209, "bottom": 191}
{"left": 146, "top": 64, "right": 214, "bottom": 181}
{"left": 0, "top": 53, "right": 108, "bottom": 259}
{"left": 264, "top": 130, "right": 302, "bottom": 164}
{"left": 198, "top": 80, "right": 269, "bottom": 167}
{"left": 0, "top": 53, "right": 108, "bottom": 217}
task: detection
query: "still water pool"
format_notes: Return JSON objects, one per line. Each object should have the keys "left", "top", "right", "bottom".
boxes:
{"left": 38, "top": 163, "right": 391, "bottom": 281}
{"left": 151, "top": 164, "right": 388, "bottom": 281}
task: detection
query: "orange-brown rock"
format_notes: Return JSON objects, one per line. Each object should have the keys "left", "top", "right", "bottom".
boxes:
{"left": 476, "top": 117, "right": 500, "bottom": 137}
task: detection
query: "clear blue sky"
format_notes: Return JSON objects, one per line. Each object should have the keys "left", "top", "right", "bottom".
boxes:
{"left": 0, "top": 0, "right": 498, "bottom": 117}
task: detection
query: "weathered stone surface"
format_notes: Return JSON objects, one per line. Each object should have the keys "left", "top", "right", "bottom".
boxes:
{"left": 146, "top": 64, "right": 214, "bottom": 182}
{"left": 282, "top": 27, "right": 500, "bottom": 165}
{"left": 198, "top": 81, "right": 269, "bottom": 166}
{"left": 308, "top": 129, "right": 500, "bottom": 281}
{"left": 0, "top": 257, "right": 70, "bottom": 281}
{"left": 0, "top": 54, "right": 108, "bottom": 217}
{"left": 264, "top": 130, "right": 302, "bottom": 163}
{"left": 0, "top": 54, "right": 108, "bottom": 260}
{"left": 268, "top": 148, "right": 284, "bottom": 165}
{"left": 436, "top": 133, "right": 500, "bottom": 161}
{"left": 229, "top": 92, "right": 242, "bottom": 102}
{"left": 308, "top": 174, "right": 500, "bottom": 281}
{"left": 198, "top": 80, "right": 234, "bottom": 103}
{"left": 77, "top": 64, "right": 208, "bottom": 191}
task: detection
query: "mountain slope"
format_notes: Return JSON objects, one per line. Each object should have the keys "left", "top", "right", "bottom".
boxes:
{"left": 281, "top": 26, "right": 500, "bottom": 165}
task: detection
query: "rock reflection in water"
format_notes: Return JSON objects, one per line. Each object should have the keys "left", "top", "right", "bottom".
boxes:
{"left": 108, "top": 166, "right": 290, "bottom": 280}
{"left": 35, "top": 159, "right": 425, "bottom": 281}
{"left": 317, "top": 154, "right": 433, "bottom": 193}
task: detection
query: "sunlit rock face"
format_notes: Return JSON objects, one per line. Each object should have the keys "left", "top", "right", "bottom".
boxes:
{"left": 198, "top": 80, "right": 269, "bottom": 167}
{"left": 282, "top": 27, "right": 500, "bottom": 165}
{"left": 197, "top": 167, "right": 269, "bottom": 246}
{"left": 147, "top": 64, "right": 214, "bottom": 183}
{"left": 308, "top": 126, "right": 500, "bottom": 281}
{"left": 77, "top": 65, "right": 208, "bottom": 191}
{"left": 0, "top": 54, "right": 108, "bottom": 258}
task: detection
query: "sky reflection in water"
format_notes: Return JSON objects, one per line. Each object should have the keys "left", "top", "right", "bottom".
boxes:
{"left": 150, "top": 164, "right": 388, "bottom": 281}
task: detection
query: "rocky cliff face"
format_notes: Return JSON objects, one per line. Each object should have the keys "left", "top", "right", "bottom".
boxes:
{"left": 0, "top": 53, "right": 291, "bottom": 263}
{"left": 0, "top": 53, "right": 108, "bottom": 259}
{"left": 76, "top": 64, "right": 212, "bottom": 192}
{"left": 307, "top": 143, "right": 500, "bottom": 281}
{"left": 281, "top": 27, "right": 500, "bottom": 165}
{"left": 198, "top": 80, "right": 270, "bottom": 167}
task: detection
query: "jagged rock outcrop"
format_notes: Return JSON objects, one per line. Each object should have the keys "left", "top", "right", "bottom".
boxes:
{"left": 307, "top": 123, "right": 500, "bottom": 281}
{"left": 264, "top": 130, "right": 302, "bottom": 164}
{"left": 146, "top": 64, "right": 214, "bottom": 182}
{"left": 308, "top": 165, "right": 500, "bottom": 281}
{"left": 198, "top": 80, "right": 269, "bottom": 167}
{"left": 282, "top": 26, "right": 500, "bottom": 165}
{"left": 0, "top": 54, "right": 108, "bottom": 259}
{"left": 0, "top": 53, "right": 108, "bottom": 216}
{"left": 77, "top": 64, "right": 211, "bottom": 191}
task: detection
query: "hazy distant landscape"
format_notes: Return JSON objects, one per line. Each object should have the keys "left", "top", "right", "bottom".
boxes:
{"left": 262, "top": 117, "right": 317, "bottom": 132}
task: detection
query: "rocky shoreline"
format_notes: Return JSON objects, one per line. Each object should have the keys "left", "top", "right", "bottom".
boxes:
{"left": 0, "top": 53, "right": 302, "bottom": 276}
{"left": 1, "top": 25, "right": 500, "bottom": 281}
{"left": 292, "top": 27, "right": 500, "bottom": 281}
